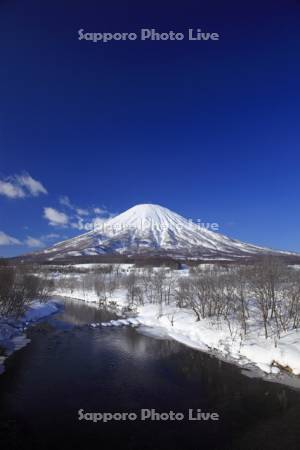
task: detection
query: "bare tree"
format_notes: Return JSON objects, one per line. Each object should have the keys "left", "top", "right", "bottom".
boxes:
{"left": 124, "top": 273, "right": 141, "bottom": 307}
{"left": 0, "top": 265, "right": 53, "bottom": 318}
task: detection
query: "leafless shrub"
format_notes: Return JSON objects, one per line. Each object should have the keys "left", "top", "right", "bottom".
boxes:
{"left": 0, "top": 266, "right": 53, "bottom": 318}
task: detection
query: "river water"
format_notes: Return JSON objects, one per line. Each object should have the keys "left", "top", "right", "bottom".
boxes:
{"left": 0, "top": 298, "right": 300, "bottom": 450}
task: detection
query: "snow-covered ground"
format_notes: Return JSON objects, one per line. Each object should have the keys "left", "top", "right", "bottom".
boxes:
{"left": 0, "top": 301, "right": 59, "bottom": 374}
{"left": 54, "top": 284, "right": 300, "bottom": 385}
{"left": 3, "top": 261, "right": 299, "bottom": 385}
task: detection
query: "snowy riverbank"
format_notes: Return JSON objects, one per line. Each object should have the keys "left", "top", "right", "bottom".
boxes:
{"left": 0, "top": 301, "right": 59, "bottom": 374}
{"left": 54, "top": 287, "right": 300, "bottom": 384}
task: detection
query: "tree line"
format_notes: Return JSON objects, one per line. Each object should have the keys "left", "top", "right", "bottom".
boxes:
{"left": 53, "top": 257, "right": 300, "bottom": 340}
{"left": 2, "top": 257, "right": 300, "bottom": 340}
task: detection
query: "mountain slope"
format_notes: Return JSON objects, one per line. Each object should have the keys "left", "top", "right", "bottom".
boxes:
{"left": 37, "top": 203, "right": 290, "bottom": 260}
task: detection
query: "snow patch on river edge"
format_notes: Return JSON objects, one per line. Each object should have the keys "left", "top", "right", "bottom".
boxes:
{"left": 54, "top": 288, "right": 300, "bottom": 388}
{"left": 0, "top": 301, "right": 60, "bottom": 375}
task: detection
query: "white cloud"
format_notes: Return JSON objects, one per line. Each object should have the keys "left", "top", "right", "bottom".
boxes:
{"left": 0, "top": 231, "right": 21, "bottom": 246}
{"left": 0, "top": 173, "right": 47, "bottom": 199}
{"left": 59, "top": 195, "right": 73, "bottom": 208}
{"left": 71, "top": 216, "right": 107, "bottom": 231}
{"left": 24, "top": 233, "right": 61, "bottom": 248}
{"left": 25, "top": 236, "right": 44, "bottom": 247}
{"left": 43, "top": 207, "right": 69, "bottom": 227}
{"left": 0, "top": 229, "right": 61, "bottom": 249}
{"left": 46, "top": 196, "right": 114, "bottom": 232}
{"left": 94, "top": 207, "right": 107, "bottom": 215}
{"left": 70, "top": 217, "right": 85, "bottom": 230}
{"left": 76, "top": 208, "right": 89, "bottom": 216}
{"left": 44, "top": 233, "right": 60, "bottom": 239}
{"left": 16, "top": 173, "right": 47, "bottom": 196}
{"left": 59, "top": 196, "right": 109, "bottom": 216}
{"left": 0, "top": 180, "right": 25, "bottom": 198}
{"left": 59, "top": 196, "right": 92, "bottom": 217}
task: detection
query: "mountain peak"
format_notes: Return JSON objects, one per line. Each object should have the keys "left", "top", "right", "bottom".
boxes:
{"left": 38, "top": 203, "right": 289, "bottom": 261}
{"left": 105, "top": 203, "right": 187, "bottom": 231}
{"left": 118, "top": 203, "right": 171, "bottom": 215}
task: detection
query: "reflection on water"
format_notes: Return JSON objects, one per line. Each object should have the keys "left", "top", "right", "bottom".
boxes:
{"left": 0, "top": 298, "right": 300, "bottom": 450}
{"left": 50, "top": 297, "right": 117, "bottom": 327}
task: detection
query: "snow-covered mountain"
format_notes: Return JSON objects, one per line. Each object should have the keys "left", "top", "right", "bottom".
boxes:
{"left": 37, "top": 203, "right": 289, "bottom": 260}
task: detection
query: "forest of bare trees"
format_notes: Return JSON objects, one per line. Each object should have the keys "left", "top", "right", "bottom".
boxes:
{"left": 52, "top": 257, "right": 300, "bottom": 340}
{"left": 0, "top": 263, "right": 54, "bottom": 318}
{"left": 176, "top": 259, "right": 300, "bottom": 339}
{"left": 2, "top": 257, "right": 300, "bottom": 339}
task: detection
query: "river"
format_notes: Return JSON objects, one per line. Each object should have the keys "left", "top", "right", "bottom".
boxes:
{"left": 1, "top": 298, "right": 300, "bottom": 450}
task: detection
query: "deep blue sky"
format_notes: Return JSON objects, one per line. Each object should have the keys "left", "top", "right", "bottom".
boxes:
{"left": 1, "top": 0, "right": 300, "bottom": 256}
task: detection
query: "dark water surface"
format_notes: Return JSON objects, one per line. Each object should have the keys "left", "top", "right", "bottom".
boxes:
{"left": 1, "top": 298, "right": 300, "bottom": 450}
